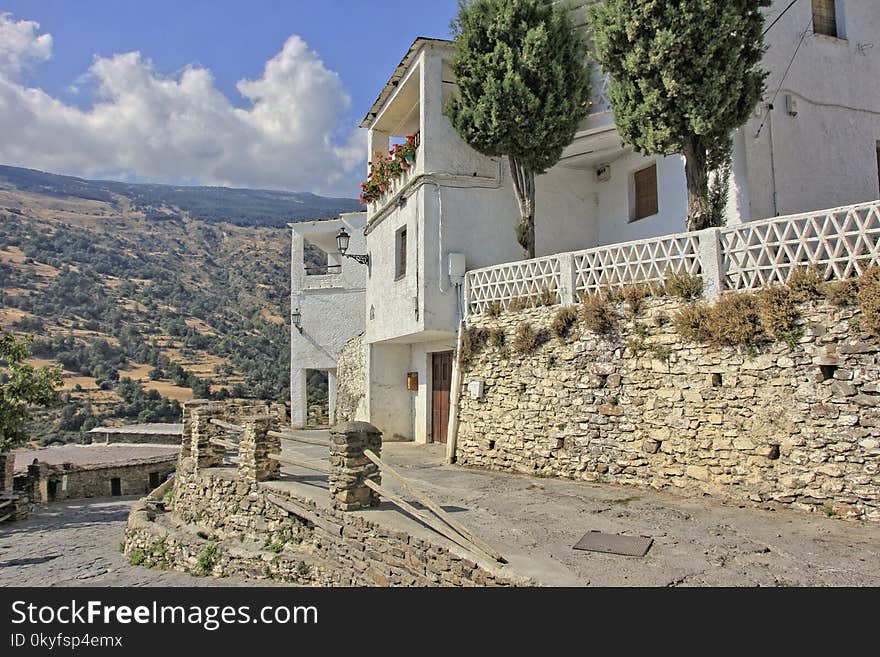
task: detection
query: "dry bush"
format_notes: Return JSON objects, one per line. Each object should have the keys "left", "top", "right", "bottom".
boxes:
{"left": 580, "top": 292, "right": 616, "bottom": 334}
{"left": 756, "top": 285, "right": 799, "bottom": 339}
{"left": 787, "top": 264, "right": 825, "bottom": 302}
{"left": 459, "top": 326, "right": 488, "bottom": 366}
{"left": 821, "top": 278, "right": 857, "bottom": 307}
{"left": 508, "top": 296, "right": 531, "bottom": 312}
{"left": 487, "top": 327, "right": 506, "bottom": 348}
{"left": 622, "top": 283, "right": 652, "bottom": 316}
{"left": 485, "top": 301, "right": 503, "bottom": 317}
{"left": 512, "top": 322, "right": 547, "bottom": 355}
{"left": 672, "top": 303, "right": 712, "bottom": 343}
{"left": 551, "top": 306, "right": 579, "bottom": 340}
{"left": 663, "top": 269, "right": 703, "bottom": 299}
{"left": 535, "top": 287, "right": 557, "bottom": 307}
{"left": 857, "top": 267, "right": 880, "bottom": 337}
{"left": 704, "top": 293, "right": 763, "bottom": 346}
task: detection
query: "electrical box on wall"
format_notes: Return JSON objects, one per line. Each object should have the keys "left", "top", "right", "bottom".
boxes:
{"left": 596, "top": 164, "right": 611, "bottom": 182}
{"left": 406, "top": 372, "right": 418, "bottom": 391}
{"left": 448, "top": 253, "right": 466, "bottom": 285}
{"left": 785, "top": 94, "right": 798, "bottom": 117}
{"left": 468, "top": 380, "right": 484, "bottom": 400}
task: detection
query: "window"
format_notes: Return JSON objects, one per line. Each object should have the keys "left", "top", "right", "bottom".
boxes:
{"left": 812, "top": 0, "right": 839, "bottom": 37}
{"left": 631, "top": 163, "right": 658, "bottom": 221}
{"left": 395, "top": 226, "right": 407, "bottom": 280}
{"left": 110, "top": 477, "right": 121, "bottom": 496}
{"left": 149, "top": 472, "right": 161, "bottom": 489}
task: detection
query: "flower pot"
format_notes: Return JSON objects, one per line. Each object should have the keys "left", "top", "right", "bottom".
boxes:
{"left": 405, "top": 154, "right": 415, "bottom": 165}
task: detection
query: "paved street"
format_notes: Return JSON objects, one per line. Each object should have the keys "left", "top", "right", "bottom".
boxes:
{"left": 0, "top": 497, "right": 265, "bottom": 587}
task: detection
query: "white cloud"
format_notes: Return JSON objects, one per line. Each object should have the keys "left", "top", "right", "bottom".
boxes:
{"left": 0, "top": 14, "right": 365, "bottom": 196}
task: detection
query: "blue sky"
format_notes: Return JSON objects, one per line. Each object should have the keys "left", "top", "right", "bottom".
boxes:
{"left": 0, "top": 1, "right": 459, "bottom": 196}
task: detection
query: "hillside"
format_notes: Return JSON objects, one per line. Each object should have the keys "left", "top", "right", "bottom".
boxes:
{"left": 0, "top": 165, "right": 362, "bottom": 445}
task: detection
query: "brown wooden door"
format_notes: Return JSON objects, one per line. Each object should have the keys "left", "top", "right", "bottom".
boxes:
{"left": 432, "top": 351, "right": 453, "bottom": 444}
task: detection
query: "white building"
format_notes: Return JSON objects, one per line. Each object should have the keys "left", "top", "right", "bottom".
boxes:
{"left": 352, "top": 0, "right": 880, "bottom": 443}
{"left": 290, "top": 212, "right": 367, "bottom": 427}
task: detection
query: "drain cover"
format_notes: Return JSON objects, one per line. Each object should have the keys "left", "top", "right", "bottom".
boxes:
{"left": 573, "top": 531, "right": 653, "bottom": 557}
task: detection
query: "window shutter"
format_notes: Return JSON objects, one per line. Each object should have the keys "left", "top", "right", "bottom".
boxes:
{"left": 812, "top": 0, "right": 838, "bottom": 37}
{"left": 633, "top": 164, "right": 658, "bottom": 221}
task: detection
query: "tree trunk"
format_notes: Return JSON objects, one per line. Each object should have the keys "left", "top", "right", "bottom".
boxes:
{"left": 509, "top": 155, "right": 536, "bottom": 259}
{"left": 684, "top": 140, "right": 711, "bottom": 232}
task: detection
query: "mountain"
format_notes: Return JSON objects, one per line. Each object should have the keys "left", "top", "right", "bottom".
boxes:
{"left": 0, "top": 165, "right": 361, "bottom": 445}
{"left": 0, "top": 164, "right": 363, "bottom": 228}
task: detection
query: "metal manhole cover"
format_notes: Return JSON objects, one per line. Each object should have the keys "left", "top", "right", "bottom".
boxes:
{"left": 573, "top": 531, "right": 653, "bottom": 557}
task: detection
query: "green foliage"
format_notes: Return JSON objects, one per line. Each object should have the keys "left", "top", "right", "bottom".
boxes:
{"left": 196, "top": 543, "right": 218, "bottom": 577}
{"left": 0, "top": 332, "right": 62, "bottom": 451}
{"left": 128, "top": 549, "right": 146, "bottom": 567}
{"left": 448, "top": 0, "right": 591, "bottom": 256}
{"left": 589, "top": 1, "right": 769, "bottom": 230}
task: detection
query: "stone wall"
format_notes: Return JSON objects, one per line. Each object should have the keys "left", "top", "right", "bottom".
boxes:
{"left": 19, "top": 457, "right": 177, "bottom": 503}
{"left": 456, "top": 297, "right": 880, "bottom": 522}
{"left": 125, "top": 468, "right": 516, "bottom": 586}
{"left": 335, "top": 333, "right": 367, "bottom": 423}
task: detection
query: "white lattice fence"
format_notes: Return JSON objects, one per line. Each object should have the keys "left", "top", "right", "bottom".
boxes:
{"left": 721, "top": 201, "right": 880, "bottom": 290}
{"left": 466, "top": 256, "right": 562, "bottom": 314}
{"left": 574, "top": 232, "right": 702, "bottom": 296}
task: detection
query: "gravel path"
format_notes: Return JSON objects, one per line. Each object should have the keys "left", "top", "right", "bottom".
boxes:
{"left": 0, "top": 497, "right": 266, "bottom": 587}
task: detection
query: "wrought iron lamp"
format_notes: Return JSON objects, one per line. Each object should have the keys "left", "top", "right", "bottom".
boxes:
{"left": 336, "top": 228, "right": 370, "bottom": 266}
{"left": 291, "top": 308, "right": 302, "bottom": 333}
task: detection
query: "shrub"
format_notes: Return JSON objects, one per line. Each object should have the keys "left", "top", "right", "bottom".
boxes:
{"left": 857, "top": 267, "right": 880, "bottom": 337}
{"left": 821, "top": 279, "right": 857, "bottom": 306}
{"left": 128, "top": 549, "right": 146, "bottom": 567}
{"left": 664, "top": 269, "right": 703, "bottom": 299}
{"left": 551, "top": 306, "right": 579, "bottom": 340}
{"left": 787, "top": 264, "right": 825, "bottom": 301}
{"left": 508, "top": 296, "right": 531, "bottom": 312}
{"left": 485, "top": 301, "right": 503, "bottom": 317}
{"left": 622, "top": 283, "right": 651, "bottom": 316}
{"left": 535, "top": 287, "right": 557, "bottom": 307}
{"left": 459, "top": 326, "right": 489, "bottom": 366}
{"left": 487, "top": 327, "right": 506, "bottom": 348}
{"left": 756, "top": 285, "right": 799, "bottom": 339}
{"left": 704, "top": 293, "right": 763, "bottom": 346}
{"left": 512, "top": 322, "right": 547, "bottom": 355}
{"left": 581, "top": 292, "right": 616, "bottom": 334}
{"left": 672, "top": 303, "right": 712, "bottom": 343}
{"left": 196, "top": 543, "right": 218, "bottom": 577}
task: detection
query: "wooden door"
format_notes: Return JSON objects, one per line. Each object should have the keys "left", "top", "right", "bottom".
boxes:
{"left": 431, "top": 351, "right": 453, "bottom": 444}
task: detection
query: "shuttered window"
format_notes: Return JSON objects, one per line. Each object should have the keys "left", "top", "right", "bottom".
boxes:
{"left": 812, "top": 0, "right": 838, "bottom": 37}
{"left": 632, "top": 164, "right": 658, "bottom": 221}
{"left": 395, "top": 226, "right": 407, "bottom": 280}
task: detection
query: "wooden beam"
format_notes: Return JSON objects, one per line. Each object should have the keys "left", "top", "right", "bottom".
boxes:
{"left": 210, "top": 418, "right": 245, "bottom": 433}
{"left": 363, "top": 479, "right": 498, "bottom": 567}
{"left": 0, "top": 513, "right": 11, "bottom": 523}
{"left": 364, "top": 449, "right": 505, "bottom": 563}
{"left": 209, "top": 437, "right": 240, "bottom": 451}
{"left": 0, "top": 500, "right": 11, "bottom": 510}
{"left": 446, "top": 318, "right": 465, "bottom": 464}
{"left": 266, "top": 493, "right": 342, "bottom": 537}
{"left": 268, "top": 430, "right": 331, "bottom": 447}
{"left": 268, "top": 454, "right": 331, "bottom": 475}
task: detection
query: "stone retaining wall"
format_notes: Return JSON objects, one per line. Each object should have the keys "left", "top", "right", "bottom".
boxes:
{"left": 456, "top": 297, "right": 880, "bottom": 522}
{"left": 125, "top": 465, "right": 518, "bottom": 586}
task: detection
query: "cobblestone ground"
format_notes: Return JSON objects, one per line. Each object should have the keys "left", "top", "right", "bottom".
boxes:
{"left": 0, "top": 497, "right": 269, "bottom": 587}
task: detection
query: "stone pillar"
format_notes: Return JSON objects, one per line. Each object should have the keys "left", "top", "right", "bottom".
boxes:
{"left": 181, "top": 399, "right": 214, "bottom": 459}
{"left": 328, "top": 370, "right": 338, "bottom": 425}
{"left": 238, "top": 415, "right": 281, "bottom": 483}
{"left": 558, "top": 252, "right": 577, "bottom": 305}
{"left": 291, "top": 368, "right": 308, "bottom": 429}
{"left": 190, "top": 404, "right": 226, "bottom": 471}
{"left": 329, "top": 421, "right": 382, "bottom": 511}
{"left": 0, "top": 452, "right": 15, "bottom": 493}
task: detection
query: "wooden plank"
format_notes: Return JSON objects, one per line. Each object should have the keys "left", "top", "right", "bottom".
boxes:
{"left": 0, "top": 500, "right": 11, "bottom": 510}
{"left": 210, "top": 418, "right": 245, "bottom": 433}
{"left": 268, "top": 453, "right": 331, "bottom": 475}
{"left": 266, "top": 493, "right": 342, "bottom": 537}
{"left": 209, "top": 437, "right": 240, "bottom": 451}
{"left": 0, "top": 513, "right": 11, "bottom": 523}
{"left": 364, "top": 449, "right": 505, "bottom": 563}
{"left": 363, "top": 479, "right": 498, "bottom": 567}
{"left": 268, "top": 430, "right": 331, "bottom": 447}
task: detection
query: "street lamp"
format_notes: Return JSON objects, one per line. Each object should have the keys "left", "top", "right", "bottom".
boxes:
{"left": 291, "top": 308, "right": 302, "bottom": 333}
{"left": 336, "top": 228, "right": 370, "bottom": 266}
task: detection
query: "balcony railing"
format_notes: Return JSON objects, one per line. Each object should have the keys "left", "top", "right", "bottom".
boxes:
{"left": 464, "top": 200, "right": 880, "bottom": 314}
